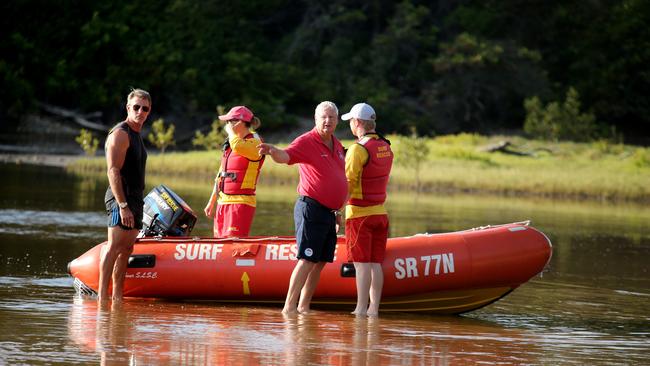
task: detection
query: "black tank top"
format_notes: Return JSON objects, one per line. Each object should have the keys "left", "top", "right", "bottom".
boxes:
{"left": 104, "top": 121, "right": 147, "bottom": 203}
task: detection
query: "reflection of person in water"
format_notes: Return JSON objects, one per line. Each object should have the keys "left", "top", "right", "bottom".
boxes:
{"left": 67, "top": 297, "right": 134, "bottom": 365}
{"left": 281, "top": 314, "right": 311, "bottom": 365}
{"left": 96, "top": 303, "right": 132, "bottom": 365}
{"left": 69, "top": 297, "right": 260, "bottom": 365}
{"left": 68, "top": 297, "right": 536, "bottom": 364}
{"left": 351, "top": 315, "right": 380, "bottom": 365}
{"left": 279, "top": 311, "right": 382, "bottom": 365}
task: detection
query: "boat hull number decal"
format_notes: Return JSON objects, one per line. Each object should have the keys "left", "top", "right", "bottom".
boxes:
{"left": 394, "top": 253, "right": 455, "bottom": 279}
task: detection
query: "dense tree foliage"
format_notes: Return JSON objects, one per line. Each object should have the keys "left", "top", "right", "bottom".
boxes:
{"left": 1, "top": 0, "right": 648, "bottom": 142}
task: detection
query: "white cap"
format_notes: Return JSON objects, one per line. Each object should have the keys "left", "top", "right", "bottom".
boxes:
{"left": 341, "top": 103, "right": 376, "bottom": 121}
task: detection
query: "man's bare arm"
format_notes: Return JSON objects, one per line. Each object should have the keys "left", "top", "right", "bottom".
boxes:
{"left": 258, "top": 143, "right": 290, "bottom": 164}
{"left": 105, "top": 130, "right": 129, "bottom": 204}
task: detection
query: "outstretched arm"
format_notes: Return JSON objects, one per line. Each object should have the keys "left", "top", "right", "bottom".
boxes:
{"left": 258, "top": 143, "right": 290, "bottom": 164}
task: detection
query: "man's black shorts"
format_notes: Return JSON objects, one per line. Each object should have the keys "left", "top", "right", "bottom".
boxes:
{"left": 293, "top": 196, "right": 338, "bottom": 263}
{"left": 106, "top": 197, "right": 143, "bottom": 230}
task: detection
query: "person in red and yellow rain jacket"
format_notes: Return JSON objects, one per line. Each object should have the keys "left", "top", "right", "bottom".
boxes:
{"left": 342, "top": 102, "right": 393, "bottom": 317}
{"left": 204, "top": 106, "right": 265, "bottom": 237}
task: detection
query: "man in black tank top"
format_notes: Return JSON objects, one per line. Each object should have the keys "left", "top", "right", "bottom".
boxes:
{"left": 99, "top": 88, "right": 151, "bottom": 304}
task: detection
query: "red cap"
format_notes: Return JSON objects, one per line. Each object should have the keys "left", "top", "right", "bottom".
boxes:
{"left": 218, "top": 106, "right": 253, "bottom": 122}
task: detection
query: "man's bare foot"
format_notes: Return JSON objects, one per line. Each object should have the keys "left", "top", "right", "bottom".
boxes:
{"left": 351, "top": 309, "right": 367, "bottom": 316}
{"left": 366, "top": 311, "right": 379, "bottom": 317}
{"left": 111, "top": 300, "right": 124, "bottom": 312}
{"left": 297, "top": 306, "right": 311, "bottom": 314}
{"left": 97, "top": 299, "right": 111, "bottom": 312}
{"left": 282, "top": 307, "right": 297, "bottom": 314}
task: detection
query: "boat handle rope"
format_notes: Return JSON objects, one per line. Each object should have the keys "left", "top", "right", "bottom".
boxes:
{"left": 469, "top": 220, "right": 531, "bottom": 231}
{"left": 409, "top": 220, "right": 532, "bottom": 238}
{"left": 137, "top": 221, "right": 532, "bottom": 243}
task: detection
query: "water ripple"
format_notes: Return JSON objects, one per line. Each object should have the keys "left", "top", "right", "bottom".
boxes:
{"left": 0, "top": 276, "right": 72, "bottom": 288}
{"left": 0, "top": 209, "right": 105, "bottom": 240}
{"left": 0, "top": 209, "right": 104, "bottom": 227}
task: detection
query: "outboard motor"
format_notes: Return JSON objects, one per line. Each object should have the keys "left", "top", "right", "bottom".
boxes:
{"left": 141, "top": 184, "right": 197, "bottom": 237}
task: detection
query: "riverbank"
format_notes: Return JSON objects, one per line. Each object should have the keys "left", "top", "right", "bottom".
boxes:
{"left": 0, "top": 153, "right": 82, "bottom": 168}
{"left": 62, "top": 134, "right": 650, "bottom": 203}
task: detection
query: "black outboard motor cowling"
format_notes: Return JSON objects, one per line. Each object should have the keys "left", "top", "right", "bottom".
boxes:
{"left": 141, "top": 184, "right": 197, "bottom": 237}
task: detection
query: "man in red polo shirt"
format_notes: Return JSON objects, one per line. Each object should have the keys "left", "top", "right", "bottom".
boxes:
{"left": 258, "top": 101, "right": 348, "bottom": 314}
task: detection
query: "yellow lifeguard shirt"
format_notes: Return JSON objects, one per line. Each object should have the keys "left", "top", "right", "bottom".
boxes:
{"left": 345, "top": 136, "right": 388, "bottom": 219}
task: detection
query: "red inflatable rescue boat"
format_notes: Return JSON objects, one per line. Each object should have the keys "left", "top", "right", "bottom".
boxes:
{"left": 68, "top": 221, "right": 552, "bottom": 314}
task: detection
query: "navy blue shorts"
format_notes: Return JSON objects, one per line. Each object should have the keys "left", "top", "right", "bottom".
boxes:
{"left": 294, "top": 196, "right": 338, "bottom": 263}
{"left": 106, "top": 197, "right": 143, "bottom": 230}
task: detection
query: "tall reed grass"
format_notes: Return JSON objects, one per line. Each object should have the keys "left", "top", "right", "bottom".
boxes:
{"left": 67, "top": 134, "right": 650, "bottom": 202}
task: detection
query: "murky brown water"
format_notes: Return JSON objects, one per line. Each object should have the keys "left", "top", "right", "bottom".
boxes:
{"left": 1, "top": 163, "right": 649, "bottom": 365}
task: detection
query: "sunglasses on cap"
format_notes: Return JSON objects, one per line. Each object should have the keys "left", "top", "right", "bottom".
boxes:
{"left": 132, "top": 104, "right": 150, "bottom": 112}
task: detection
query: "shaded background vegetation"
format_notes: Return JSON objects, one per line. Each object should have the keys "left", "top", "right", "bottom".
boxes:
{"left": 1, "top": 0, "right": 648, "bottom": 144}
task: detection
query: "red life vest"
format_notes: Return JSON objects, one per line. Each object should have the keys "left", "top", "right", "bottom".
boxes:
{"left": 349, "top": 135, "right": 393, "bottom": 207}
{"left": 219, "top": 133, "right": 265, "bottom": 195}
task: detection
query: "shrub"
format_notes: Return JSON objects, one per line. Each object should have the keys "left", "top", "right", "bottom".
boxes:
{"left": 147, "top": 118, "right": 175, "bottom": 154}
{"left": 192, "top": 120, "right": 225, "bottom": 151}
{"left": 524, "top": 87, "right": 600, "bottom": 142}
{"left": 389, "top": 128, "right": 430, "bottom": 191}
{"left": 74, "top": 129, "right": 99, "bottom": 156}
{"left": 632, "top": 148, "right": 650, "bottom": 168}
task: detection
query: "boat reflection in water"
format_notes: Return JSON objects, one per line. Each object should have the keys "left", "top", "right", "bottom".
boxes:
{"left": 68, "top": 297, "right": 541, "bottom": 365}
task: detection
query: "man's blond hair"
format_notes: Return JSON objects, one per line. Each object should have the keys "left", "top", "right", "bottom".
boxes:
{"left": 127, "top": 88, "right": 151, "bottom": 105}
{"left": 356, "top": 118, "right": 376, "bottom": 131}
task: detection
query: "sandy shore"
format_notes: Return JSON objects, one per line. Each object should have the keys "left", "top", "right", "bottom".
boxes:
{"left": 0, "top": 153, "right": 83, "bottom": 168}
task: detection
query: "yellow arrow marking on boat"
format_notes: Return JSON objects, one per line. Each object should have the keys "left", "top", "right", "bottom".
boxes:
{"left": 241, "top": 272, "right": 250, "bottom": 295}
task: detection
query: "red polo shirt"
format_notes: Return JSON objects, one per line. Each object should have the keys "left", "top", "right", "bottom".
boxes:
{"left": 286, "top": 128, "right": 348, "bottom": 210}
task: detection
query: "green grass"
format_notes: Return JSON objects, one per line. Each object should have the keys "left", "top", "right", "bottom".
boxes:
{"left": 67, "top": 133, "right": 650, "bottom": 203}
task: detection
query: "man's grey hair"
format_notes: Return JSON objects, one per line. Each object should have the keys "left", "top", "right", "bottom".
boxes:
{"left": 315, "top": 101, "right": 338, "bottom": 117}
{"left": 127, "top": 88, "right": 152, "bottom": 105}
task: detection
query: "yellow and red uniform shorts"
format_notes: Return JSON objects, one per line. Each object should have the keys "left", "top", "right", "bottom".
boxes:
{"left": 345, "top": 214, "right": 389, "bottom": 263}
{"left": 215, "top": 203, "right": 256, "bottom": 238}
